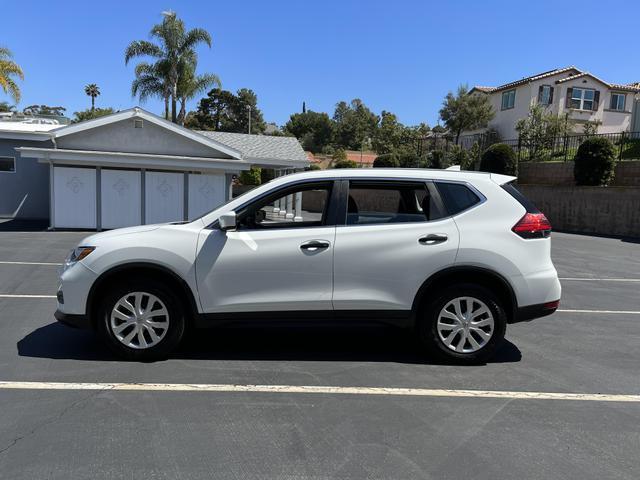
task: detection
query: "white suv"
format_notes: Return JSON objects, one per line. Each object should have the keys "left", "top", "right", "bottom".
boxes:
{"left": 55, "top": 169, "right": 561, "bottom": 363}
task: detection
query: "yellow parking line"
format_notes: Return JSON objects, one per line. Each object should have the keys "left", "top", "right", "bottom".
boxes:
{"left": 0, "top": 381, "right": 638, "bottom": 403}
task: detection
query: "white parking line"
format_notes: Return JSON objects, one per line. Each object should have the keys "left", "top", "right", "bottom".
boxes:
{"left": 0, "top": 381, "right": 638, "bottom": 402}
{"left": 560, "top": 277, "right": 640, "bottom": 282}
{"left": 0, "top": 261, "right": 62, "bottom": 266}
{"left": 558, "top": 309, "right": 640, "bottom": 315}
{"left": 0, "top": 294, "right": 56, "bottom": 299}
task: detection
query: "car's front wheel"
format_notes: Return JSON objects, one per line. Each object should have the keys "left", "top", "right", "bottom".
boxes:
{"left": 97, "top": 279, "right": 185, "bottom": 361}
{"left": 418, "top": 284, "right": 506, "bottom": 364}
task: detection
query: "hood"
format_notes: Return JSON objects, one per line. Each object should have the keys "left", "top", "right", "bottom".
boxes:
{"left": 79, "top": 223, "right": 165, "bottom": 245}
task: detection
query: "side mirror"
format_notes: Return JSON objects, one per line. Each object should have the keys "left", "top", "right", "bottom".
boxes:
{"left": 218, "top": 211, "right": 237, "bottom": 231}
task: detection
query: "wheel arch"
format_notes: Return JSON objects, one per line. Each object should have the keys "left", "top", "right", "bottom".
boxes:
{"left": 412, "top": 266, "right": 517, "bottom": 322}
{"left": 86, "top": 262, "right": 199, "bottom": 329}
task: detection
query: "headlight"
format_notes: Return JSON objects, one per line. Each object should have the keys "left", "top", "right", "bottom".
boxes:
{"left": 63, "top": 246, "right": 95, "bottom": 271}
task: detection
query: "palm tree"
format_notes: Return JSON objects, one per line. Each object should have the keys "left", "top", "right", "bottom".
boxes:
{"left": 0, "top": 47, "right": 24, "bottom": 103}
{"left": 131, "top": 60, "right": 172, "bottom": 119}
{"left": 84, "top": 84, "right": 100, "bottom": 111}
{"left": 176, "top": 64, "right": 220, "bottom": 125}
{"left": 125, "top": 11, "right": 213, "bottom": 123}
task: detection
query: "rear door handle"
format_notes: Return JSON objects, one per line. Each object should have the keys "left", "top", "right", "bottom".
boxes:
{"left": 418, "top": 234, "right": 448, "bottom": 245}
{"left": 300, "top": 240, "right": 330, "bottom": 251}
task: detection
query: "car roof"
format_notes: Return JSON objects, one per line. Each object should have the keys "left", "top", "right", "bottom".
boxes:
{"left": 278, "top": 168, "right": 514, "bottom": 185}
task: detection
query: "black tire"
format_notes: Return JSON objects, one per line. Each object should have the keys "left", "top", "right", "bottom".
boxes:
{"left": 417, "top": 283, "right": 507, "bottom": 364}
{"left": 96, "top": 278, "right": 185, "bottom": 361}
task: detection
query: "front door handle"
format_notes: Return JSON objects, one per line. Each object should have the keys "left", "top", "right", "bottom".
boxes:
{"left": 300, "top": 240, "right": 330, "bottom": 251}
{"left": 418, "top": 234, "right": 448, "bottom": 245}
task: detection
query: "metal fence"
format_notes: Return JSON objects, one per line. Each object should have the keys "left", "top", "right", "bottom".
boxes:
{"left": 452, "top": 131, "right": 640, "bottom": 163}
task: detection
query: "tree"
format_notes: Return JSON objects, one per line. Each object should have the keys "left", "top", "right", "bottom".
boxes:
{"left": 0, "top": 101, "right": 16, "bottom": 112}
{"left": 187, "top": 88, "right": 265, "bottom": 133}
{"left": 333, "top": 99, "right": 379, "bottom": 150}
{"left": 439, "top": 85, "right": 494, "bottom": 144}
{"left": 84, "top": 84, "right": 100, "bottom": 111}
{"left": 284, "top": 111, "right": 333, "bottom": 153}
{"left": 515, "top": 104, "right": 569, "bottom": 161}
{"left": 239, "top": 167, "right": 262, "bottom": 185}
{"left": 0, "top": 46, "right": 23, "bottom": 103}
{"left": 72, "top": 107, "right": 115, "bottom": 123}
{"left": 373, "top": 153, "right": 400, "bottom": 168}
{"left": 125, "top": 11, "right": 214, "bottom": 123}
{"left": 176, "top": 65, "right": 220, "bottom": 124}
{"left": 23, "top": 105, "right": 66, "bottom": 116}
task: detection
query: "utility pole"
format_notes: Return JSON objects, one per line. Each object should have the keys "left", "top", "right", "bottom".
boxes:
{"left": 246, "top": 105, "right": 252, "bottom": 134}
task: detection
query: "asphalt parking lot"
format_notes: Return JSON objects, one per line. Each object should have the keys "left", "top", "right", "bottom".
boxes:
{"left": 0, "top": 230, "right": 638, "bottom": 479}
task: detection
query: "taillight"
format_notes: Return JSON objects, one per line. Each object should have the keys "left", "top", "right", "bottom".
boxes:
{"left": 512, "top": 213, "right": 551, "bottom": 239}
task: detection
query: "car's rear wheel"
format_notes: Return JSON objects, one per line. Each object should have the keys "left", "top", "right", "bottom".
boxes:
{"left": 97, "top": 279, "right": 185, "bottom": 361}
{"left": 418, "top": 284, "right": 506, "bottom": 364}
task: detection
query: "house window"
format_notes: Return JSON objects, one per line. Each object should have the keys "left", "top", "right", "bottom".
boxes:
{"left": 538, "top": 85, "right": 553, "bottom": 105}
{"left": 501, "top": 89, "right": 516, "bottom": 110}
{"left": 610, "top": 93, "right": 626, "bottom": 111}
{"left": 0, "top": 157, "right": 16, "bottom": 173}
{"left": 570, "top": 88, "right": 598, "bottom": 111}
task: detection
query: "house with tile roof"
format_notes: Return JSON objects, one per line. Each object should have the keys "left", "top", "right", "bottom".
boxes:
{"left": 466, "top": 67, "right": 640, "bottom": 140}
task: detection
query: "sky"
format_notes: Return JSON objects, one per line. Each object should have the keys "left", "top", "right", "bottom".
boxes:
{"left": 3, "top": 0, "right": 639, "bottom": 127}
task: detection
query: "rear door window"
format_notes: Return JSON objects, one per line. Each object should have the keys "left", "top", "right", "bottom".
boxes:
{"left": 346, "top": 181, "right": 445, "bottom": 225}
{"left": 435, "top": 182, "right": 481, "bottom": 216}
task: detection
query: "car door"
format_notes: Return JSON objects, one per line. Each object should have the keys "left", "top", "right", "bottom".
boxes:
{"left": 195, "top": 180, "right": 338, "bottom": 313}
{"left": 332, "top": 179, "right": 460, "bottom": 312}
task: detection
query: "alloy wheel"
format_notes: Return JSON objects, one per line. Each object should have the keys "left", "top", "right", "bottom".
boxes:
{"left": 110, "top": 292, "right": 170, "bottom": 349}
{"left": 436, "top": 296, "right": 495, "bottom": 353}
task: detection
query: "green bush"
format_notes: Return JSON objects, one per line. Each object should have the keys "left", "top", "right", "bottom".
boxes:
{"left": 480, "top": 143, "right": 517, "bottom": 176}
{"left": 373, "top": 153, "right": 400, "bottom": 168}
{"left": 305, "top": 164, "right": 321, "bottom": 171}
{"left": 397, "top": 152, "right": 423, "bottom": 168}
{"left": 333, "top": 159, "right": 358, "bottom": 169}
{"left": 574, "top": 137, "right": 616, "bottom": 186}
{"left": 239, "top": 167, "right": 262, "bottom": 185}
{"left": 429, "top": 150, "right": 451, "bottom": 169}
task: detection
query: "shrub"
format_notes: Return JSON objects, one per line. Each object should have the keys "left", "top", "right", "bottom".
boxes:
{"left": 480, "top": 143, "right": 517, "bottom": 176}
{"left": 373, "top": 153, "right": 399, "bottom": 168}
{"left": 397, "top": 152, "right": 422, "bottom": 168}
{"left": 429, "top": 150, "right": 451, "bottom": 169}
{"left": 305, "top": 164, "right": 321, "bottom": 171}
{"left": 333, "top": 159, "right": 358, "bottom": 169}
{"left": 574, "top": 137, "right": 616, "bottom": 186}
{"left": 239, "top": 167, "right": 262, "bottom": 185}
{"left": 332, "top": 148, "right": 347, "bottom": 162}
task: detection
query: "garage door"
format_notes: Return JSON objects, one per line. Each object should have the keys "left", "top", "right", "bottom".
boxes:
{"left": 188, "top": 173, "right": 226, "bottom": 220}
{"left": 101, "top": 170, "right": 141, "bottom": 229}
{"left": 145, "top": 171, "right": 184, "bottom": 224}
{"left": 53, "top": 167, "right": 96, "bottom": 229}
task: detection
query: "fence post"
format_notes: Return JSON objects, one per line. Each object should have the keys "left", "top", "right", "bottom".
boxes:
{"left": 564, "top": 133, "right": 569, "bottom": 162}
{"left": 619, "top": 132, "right": 626, "bottom": 161}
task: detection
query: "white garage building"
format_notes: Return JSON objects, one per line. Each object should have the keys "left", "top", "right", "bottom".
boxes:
{"left": 16, "top": 108, "right": 308, "bottom": 230}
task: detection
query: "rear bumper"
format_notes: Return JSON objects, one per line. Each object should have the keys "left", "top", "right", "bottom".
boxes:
{"left": 54, "top": 310, "right": 92, "bottom": 329}
{"left": 511, "top": 300, "right": 560, "bottom": 324}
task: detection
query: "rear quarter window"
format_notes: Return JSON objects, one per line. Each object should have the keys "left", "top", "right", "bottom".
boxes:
{"left": 501, "top": 182, "right": 540, "bottom": 213}
{"left": 435, "top": 182, "right": 481, "bottom": 216}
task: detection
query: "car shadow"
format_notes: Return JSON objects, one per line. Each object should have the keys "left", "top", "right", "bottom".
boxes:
{"left": 17, "top": 322, "right": 522, "bottom": 365}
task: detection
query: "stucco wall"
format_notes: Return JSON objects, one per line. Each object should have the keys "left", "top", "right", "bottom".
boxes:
{"left": 56, "top": 118, "right": 233, "bottom": 159}
{"left": 519, "top": 185, "right": 640, "bottom": 238}
{"left": 0, "top": 138, "right": 51, "bottom": 219}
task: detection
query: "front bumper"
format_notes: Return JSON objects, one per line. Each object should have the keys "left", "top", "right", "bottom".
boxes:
{"left": 511, "top": 300, "right": 560, "bottom": 324}
{"left": 54, "top": 310, "right": 92, "bottom": 329}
